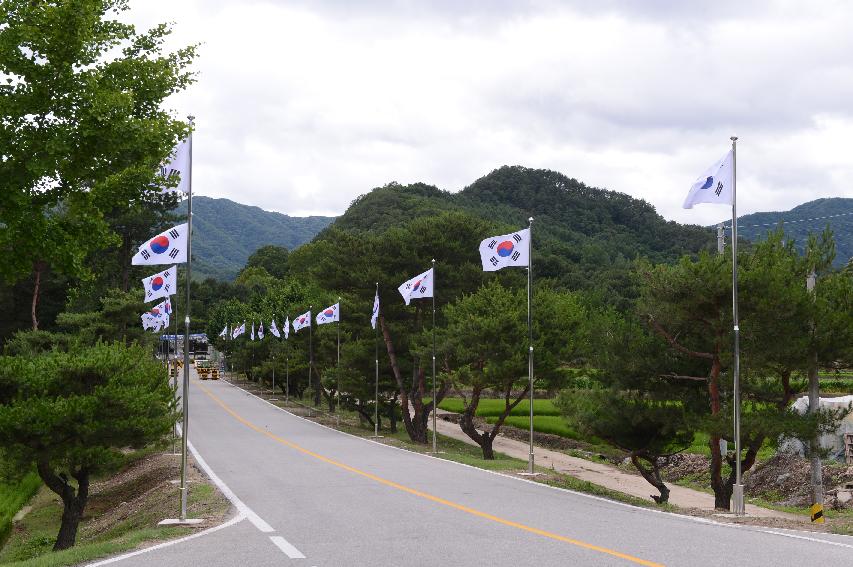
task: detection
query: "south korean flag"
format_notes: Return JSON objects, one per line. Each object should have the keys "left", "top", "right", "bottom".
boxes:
{"left": 142, "top": 266, "right": 177, "bottom": 302}
{"left": 132, "top": 224, "right": 188, "bottom": 265}
{"left": 269, "top": 319, "right": 281, "bottom": 338}
{"left": 398, "top": 268, "right": 433, "bottom": 306}
{"left": 478, "top": 228, "right": 530, "bottom": 272}
{"left": 293, "top": 311, "right": 311, "bottom": 333}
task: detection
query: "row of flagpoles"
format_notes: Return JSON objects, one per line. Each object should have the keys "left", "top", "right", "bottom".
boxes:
{"left": 131, "top": 119, "right": 195, "bottom": 523}
{"left": 128, "top": 131, "right": 744, "bottom": 513}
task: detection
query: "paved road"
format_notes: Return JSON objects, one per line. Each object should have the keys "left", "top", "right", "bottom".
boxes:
{"left": 92, "top": 372, "right": 853, "bottom": 566}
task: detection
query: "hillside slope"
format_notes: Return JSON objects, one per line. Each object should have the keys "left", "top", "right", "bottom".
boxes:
{"left": 177, "top": 197, "right": 334, "bottom": 280}
{"left": 320, "top": 165, "right": 716, "bottom": 300}
{"left": 720, "top": 198, "right": 853, "bottom": 267}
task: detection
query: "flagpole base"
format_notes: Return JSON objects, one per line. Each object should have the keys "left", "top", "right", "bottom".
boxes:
{"left": 517, "top": 472, "right": 542, "bottom": 477}
{"left": 732, "top": 484, "right": 746, "bottom": 515}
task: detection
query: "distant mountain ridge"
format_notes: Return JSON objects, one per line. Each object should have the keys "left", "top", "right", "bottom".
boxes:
{"left": 324, "top": 166, "right": 717, "bottom": 300}
{"left": 177, "top": 197, "right": 334, "bottom": 280}
{"left": 720, "top": 198, "right": 853, "bottom": 267}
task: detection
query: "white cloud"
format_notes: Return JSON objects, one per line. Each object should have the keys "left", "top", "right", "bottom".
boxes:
{"left": 127, "top": 0, "right": 853, "bottom": 224}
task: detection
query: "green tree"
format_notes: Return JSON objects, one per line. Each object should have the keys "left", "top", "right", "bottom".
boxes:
{"left": 244, "top": 245, "right": 290, "bottom": 279}
{"left": 441, "top": 282, "right": 579, "bottom": 459}
{"left": 559, "top": 309, "right": 699, "bottom": 503}
{"left": 0, "top": 0, "right": 196, "bottom": 330}
{"left": 0, "top": 342, "right": 175, "bottom": 550}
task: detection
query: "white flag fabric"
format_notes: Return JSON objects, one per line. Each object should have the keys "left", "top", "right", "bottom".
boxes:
{"left": 283, "top": 316, "right": 290, "bottom": 340}
{"left": 293, "top": 311, "right": 311, "bottom": 333}
{"left": 270, "top": 319, "right": 281, "bottom": 338}
{"left": 683, "top": 150, "right": 734, "bottom": 209}
{"left": 479, "top": 228, "right": 530, "bottom": 271}
{"left": 371, "top": 290, "right": 379, "bottom": 330}
{"left": 141, "top": 312, "right": 159, "bottom": 331}
{"left": 218, "top": 325, "right": 228, "bottom": 338}
{"left": 316, "top": 303, "right": 340, "bottom": 325}
{"left": 159, "top": 137, "right": 190, "bottom": 194}
{"left": 141, "top": 265, "right": 177, "bottom": 302}
{"left": 398, "top": 268, "right": 433, "bottom": 306}
{"left": 132, "top": 223, "right": 188, "bottom": 265}
{"left": 232, "top": 322, "right": 245, "bottom": 339}
{"left": 258, "top": 321, "right": 265, "bottom": 340}
{"left": 251, "top": 321, "right": 256, "bottom": 341}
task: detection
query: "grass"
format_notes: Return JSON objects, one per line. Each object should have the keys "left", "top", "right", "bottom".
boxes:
{"left": 0, "top": 451, "right": 230, "bottom": 567}
{"left": 437, "top": 398, "right": 559, "bottom": 417}
{"left": 0, "top": 475, "right": 41, "bottom": 547}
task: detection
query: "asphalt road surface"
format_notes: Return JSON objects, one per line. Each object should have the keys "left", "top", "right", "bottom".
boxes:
{"left": 91, "top": 372, "right": 853, "bottom": 566}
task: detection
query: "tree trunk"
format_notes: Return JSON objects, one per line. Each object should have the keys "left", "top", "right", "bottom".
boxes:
{"left": 630, "top": 453, "right": 670, "bottom": 504}
{"left": 458, "top": 381, "right": 527, "bottom": 460}
{"left": 31, "top": 261, "right": 46, "bottom": 331}
{"left": 706, "top": 356, "right": 728, "bottom": 510}
{"left": 37, "top": 461, "right": 89, "bottom": 551}
{"left": 388, "top": 393, "right": 398, "bottom": 433}
{"left": 380, "top": 315, "right": 411, "bottom": 435}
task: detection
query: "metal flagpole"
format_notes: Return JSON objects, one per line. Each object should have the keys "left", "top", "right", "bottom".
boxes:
{"left": 730, "top": 136, "right": 744, "bottom": 515}
{"left": 309, "top": 305, "right": 314, "bottom": 408}
{"left": 172, "top": 299, "right": 178, "bottom": 455}
{"left": 526, "top": 217, "right": 535, "bottom": 474}
{"left": 336, "top": 298, "right": 341, "bottom": 412}
{"left": 285, "top": 329, "right": 290, "bottom": 403}
{"left": 374, "top": 283, "right": 380, "bottom": 438}
{"left": 179, "top": 116, "right": 194, "bottom": 521}
{"left": 431, "top": 259, "right": 437, "bottom": 453}
{"left": 271, "top": 319, "right": 276, "bottom": 397}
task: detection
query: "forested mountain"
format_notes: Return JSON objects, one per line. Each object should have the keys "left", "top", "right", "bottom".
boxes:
{"left": 176, "top": 197, "right": 334, "bottom": 280}
{"left": 322, "top": 166, "right": 716, "bottom": 301}
{"left": 720, "top": 198, "right": 853, "bottom": 267}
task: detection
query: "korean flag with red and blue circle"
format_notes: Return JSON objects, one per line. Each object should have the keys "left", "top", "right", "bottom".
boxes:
{"left": 132, "top": 223, "right": 188, "bottom": 265}
{"left": 141, "top": 265, "right": 177, "bottom": 302}
{"left": 479, "top": 228, "right": 530, "bottom": 271}
{"left": 316, "top": 303, "right": 340, "bottom": 325}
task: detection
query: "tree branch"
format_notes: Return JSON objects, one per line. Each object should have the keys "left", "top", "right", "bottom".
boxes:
{"left": 647, "top": 316, "right": 714, "bottom": 360}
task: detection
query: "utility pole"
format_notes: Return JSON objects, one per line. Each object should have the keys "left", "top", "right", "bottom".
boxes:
{"left": 807, "top": 268, "right": 825, "bottom": 524}
{"left": 717, "top": 224, "right": 725, "bottom": 255}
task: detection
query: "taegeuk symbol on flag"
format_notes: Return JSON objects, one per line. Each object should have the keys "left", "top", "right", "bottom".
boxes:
{"left": 316, "top": 303, "right": 339, "bottom": 325}
{"left": 142, "top": 265, "right": 177, "bottom": 302}
{"left": 293, "top": 311, "right": 312, "bottom": 333}
{"left": 132, "top": 224, "right": 188, "bottom": 265}
{"left": 398, "top": 268, "right": 433, "bottom": 306}
{"left": 479, "top": 228, "right": 530, "bottom": 272}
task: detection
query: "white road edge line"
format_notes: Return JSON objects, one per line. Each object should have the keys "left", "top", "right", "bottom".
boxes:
{"left": 85, "top": 514, "right": 246, "bottom": 566}
{"left": 270, "top": 535, "right": 307, "bottom": 558}
{"left": 221, "top": 378, "right": 853, "bottom": 548}
{"left": 180, "top": 427, "right": 276, "bottom": 534}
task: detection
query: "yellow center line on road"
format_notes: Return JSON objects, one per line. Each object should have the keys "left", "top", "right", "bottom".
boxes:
{"left": 197, "top": 382, "right": 664, "bottom": 567}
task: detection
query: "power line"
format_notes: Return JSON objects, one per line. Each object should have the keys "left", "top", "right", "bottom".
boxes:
{"left": 720, "top": 210, "right": 853, "bottom": 230}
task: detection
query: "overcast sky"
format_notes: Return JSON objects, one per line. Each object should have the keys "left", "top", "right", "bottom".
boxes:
{"left": 128, "top": 0, "right": 853, "bottom": 226}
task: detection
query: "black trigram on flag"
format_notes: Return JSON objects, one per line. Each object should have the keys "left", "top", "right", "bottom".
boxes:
{"left": 168, "top": 249, "right": 180, "bottom": 259}
{"left": 487, "top": 239, "right": 497, "bottom": 250}
{"left": 489, "top": 256, "right": 499, "bottom": 266}
{"left": 147, "top": 289, "right": 153, "bottom": 298}
{"left": 163, "top": 283, "right": 171, "bottom": 292}
{"left": 168, "top": 228, "right": 180, "bottom": 239}
{"left": 512, "top": 233, "right": 522, "bottom": 243}
{"left": 163, "top": 270, "right": 172, "bottom": 278}
{"left": 511, "top": 251, "right": 520, "bottom": 261}
{"left": 141, "top": 249, "right": 151, "bottom": 260}
{"left": 418, "top": 285, "right": 427, "bottom": 293}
